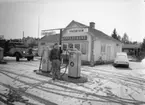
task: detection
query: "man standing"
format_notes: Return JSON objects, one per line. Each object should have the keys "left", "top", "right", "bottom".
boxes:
{"left": 49, "top": 43, "right": 62, "bottom": 80}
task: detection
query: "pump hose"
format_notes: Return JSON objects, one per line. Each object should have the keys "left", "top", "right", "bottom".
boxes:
{"left": 37, "top": 49, "right": 69, "bottom": 79}
{"left": 60, "top": 50, "right": 69, "bottom": 78}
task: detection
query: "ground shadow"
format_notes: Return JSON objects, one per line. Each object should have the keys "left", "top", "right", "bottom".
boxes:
{"left": 4, "top": 58, "right": 29, "bottom": 63}
{"left": 34, "top": 70, "right": 88, "bottom": 83}
{"left": 113, "top": 65, "right": 132, "bottom": 70}
{"left": 3, "top": 57, "right": 38, "bottom": 63}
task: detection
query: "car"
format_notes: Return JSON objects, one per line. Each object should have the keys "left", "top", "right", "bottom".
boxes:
{"left": 113, "top": 52, "right": 129, "bottom": 68}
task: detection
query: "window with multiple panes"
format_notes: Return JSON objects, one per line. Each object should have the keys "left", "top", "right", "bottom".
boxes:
{"left": 62, "top": 43, "right": 87, "bottom": 55}
{"left": 63, "top": 44, "right": 67, "bottom": 50}
{"left": 68, "top": 43, "right": 73, "bottom": 49}
{"left": 74, "top": 44, "right": 80, "bottom": 50}
{"left": 41, "top": 42, "right": 45, "bottom": 45}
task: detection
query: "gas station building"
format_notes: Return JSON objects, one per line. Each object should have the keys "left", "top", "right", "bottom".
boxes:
{"left": 38, "top": 20, "right": 122, "bottom": 65}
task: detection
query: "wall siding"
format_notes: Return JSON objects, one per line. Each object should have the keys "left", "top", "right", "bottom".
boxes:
{"left": 99, "top": 39, "right": 122, "bottom": 61}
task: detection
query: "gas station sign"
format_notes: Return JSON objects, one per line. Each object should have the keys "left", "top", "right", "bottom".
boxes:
{"left": 41, "top": 31, "right": 56, "bottom": 36}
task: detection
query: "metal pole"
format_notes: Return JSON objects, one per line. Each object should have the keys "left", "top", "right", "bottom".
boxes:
{"left": 59, "top": 29, "right": 62, "bottom": 48}
{"left": 59, "top": 29, "right": 63, "bottom": 78}
{"left": 38, "top": 15, "right": 40, "bottom": 39}
{"left": 37, "top": 16, "right": 40, "bottom": 55}
{"left": 23, "top": 31, "right": 24, "bottom": 43}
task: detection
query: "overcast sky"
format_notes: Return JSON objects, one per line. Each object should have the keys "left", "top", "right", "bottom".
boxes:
{"left": 0, "top": 0, "right": 145, "bottom": 42}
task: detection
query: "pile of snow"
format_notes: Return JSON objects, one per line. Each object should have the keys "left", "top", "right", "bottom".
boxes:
{"left": 141, "top": 58, "right": 145, "bottom": 64}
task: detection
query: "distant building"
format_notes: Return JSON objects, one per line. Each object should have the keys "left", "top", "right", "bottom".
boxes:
{"left": 122, "top": 44, "right": 141, "bottom": 56}
{"left": 38, "top": 20, "right": 123, "bottom": 65}
{"left": 0, "top": 35, "right": 4, "bottom": 40}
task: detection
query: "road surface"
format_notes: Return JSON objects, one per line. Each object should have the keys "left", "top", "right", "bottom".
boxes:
{"left": 0, "top": 57, "right": 145, "bottom": 105}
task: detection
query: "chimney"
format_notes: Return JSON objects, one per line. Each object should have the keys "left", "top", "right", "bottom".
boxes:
{"left": 90, "top": 22, "right": 95, "bottom": 29}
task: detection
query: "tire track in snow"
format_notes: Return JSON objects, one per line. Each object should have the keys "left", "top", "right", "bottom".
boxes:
{"left": 0, "top": 82, "right": 57, "bottom": 105}
{"left": 0, "top": 70, "right": 145, "bottom": 105}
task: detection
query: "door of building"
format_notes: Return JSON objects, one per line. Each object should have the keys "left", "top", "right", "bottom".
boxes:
{"left": 107, "top": 46, "right": 111, "bottom": 61}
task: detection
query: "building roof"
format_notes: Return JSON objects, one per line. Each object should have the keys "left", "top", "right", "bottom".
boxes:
{"left": 40, "top": 20, "right": 122, "bottom": 44}
{"left": 40, "top": 34, "right": 60, "bottom": 42}
{"left": 122, "top": 44, "right": 141, "bottom": 49}
{"left": 89, "top": 28, "right": 122, "bottom": 43}
{"left": 71, "top": 20, "right": 122, "bottom": 44}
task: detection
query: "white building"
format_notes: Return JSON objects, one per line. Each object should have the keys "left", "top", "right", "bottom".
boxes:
{"left": 38, "top": 20, "right": 122, "bottom": 65}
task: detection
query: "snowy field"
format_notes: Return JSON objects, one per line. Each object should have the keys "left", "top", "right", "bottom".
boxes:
{"left": 0, "top": 57, "right": 145, "bottom": 105}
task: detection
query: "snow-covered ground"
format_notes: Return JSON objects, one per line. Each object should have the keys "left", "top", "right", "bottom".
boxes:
{"left": 0, "top": 57, "right": 145, "bottom": 105}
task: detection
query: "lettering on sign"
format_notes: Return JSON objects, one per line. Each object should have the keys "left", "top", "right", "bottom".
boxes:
{"left": 68, "top": 28, "right": 88, "bottom": 33}
{"left": 41, "top": 31, "right": 55, "bottom": 36}
{"left": 62, "top": 36, "right": 87, "bottom": 41}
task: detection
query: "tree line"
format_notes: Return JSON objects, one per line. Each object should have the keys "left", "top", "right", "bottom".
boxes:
{"left": 111, "top": 28, "right": 145, "bottom": 60}
{"left": 111, "top": 28, "right": 138, "bottom": 44}
{"left": 111, "top": 29, "right": 145, "bottom": 47}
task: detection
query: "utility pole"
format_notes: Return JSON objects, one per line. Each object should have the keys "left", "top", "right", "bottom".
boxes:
{"left": 23, "top": 31, "right": 24, "bottom": 43}
{"left": 38, "top": 15, "right": 40, "bottom": 39}
{"left": 59, "top": 29, "right": 63, "bottom": 50}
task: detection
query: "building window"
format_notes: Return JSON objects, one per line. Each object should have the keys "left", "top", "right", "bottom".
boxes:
{"left": 75, "top": 44, "right": 80, "bottom": 50}
{"left": 101, "top": 44, "right": 106, "bottom": 53}
{"left": 63, "top": 44, "right": 67, "bottom": 51}
{"left": 81, "top": 43, "right": 86, "bottom": 54}
{"left": 116, "top": 44, "right": 119, "bottom": 46}
{"left": 41, "top": 42, "right": 45, "bottom": 45}
{"left": 68, "top": 43, "right": 73, "bottom": 49}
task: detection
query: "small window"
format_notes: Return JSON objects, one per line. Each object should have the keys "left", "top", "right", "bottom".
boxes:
{"left": 81, "top": 43, "right": 86, "bottom": 54}
{"left": 116, "top": 44, "right": 119, "bottom": 46}
{"left": 68, "top": 43, "right": 73, "bottom": 49}
{"left": 75, "top": 44, "right": 80, "bottom": 50}
{"left": 63, "top": 44, "right": 67, "bottom": 51}
{"left": 41, "top": 42, "right": 45, "bottom": 45}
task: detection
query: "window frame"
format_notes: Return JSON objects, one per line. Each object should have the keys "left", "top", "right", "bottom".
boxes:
{"left": 74, "top": 43, "right": 81, "bottom": 51}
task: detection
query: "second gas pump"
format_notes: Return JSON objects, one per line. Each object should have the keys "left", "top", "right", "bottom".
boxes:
{"left": 68, "top": 49, "right": 81, "bottom": 78}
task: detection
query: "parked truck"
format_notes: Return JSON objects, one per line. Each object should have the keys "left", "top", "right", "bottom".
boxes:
{"left": 0, "top": 39, "right": 34, "bottom": 61}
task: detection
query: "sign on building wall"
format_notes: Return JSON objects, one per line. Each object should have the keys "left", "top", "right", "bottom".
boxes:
{"left": 62, "top": 36, "right": 87, "bottom": 41}
{"left": 68, "top": 28, "right": 88, "bottom": 33}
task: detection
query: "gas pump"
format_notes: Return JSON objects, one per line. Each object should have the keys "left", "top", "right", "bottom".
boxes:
{"left": 41, "top": 46, "right": 51, "bottom": 72}
{"left": 68, "top": 49, "right": 81, "bottom": 78}
{"left": 35, "top": 28, "right": 84, "bottom": 81}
